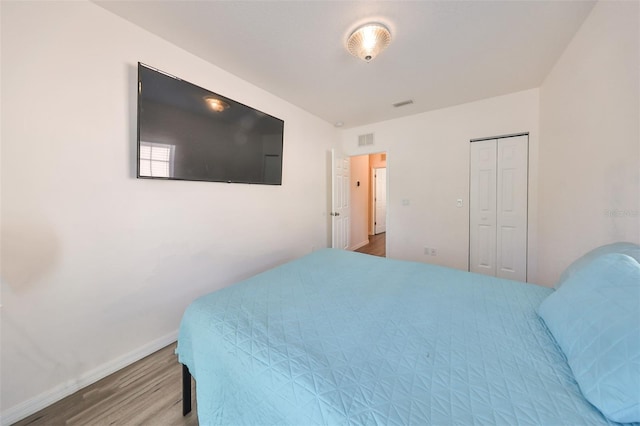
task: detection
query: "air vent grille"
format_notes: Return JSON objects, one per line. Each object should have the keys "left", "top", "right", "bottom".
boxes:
{"left": 358, "top": 133, "right": 374, "bottom": 146}
{"left": 393, "top": 99, "right": 414, "bottom": 108}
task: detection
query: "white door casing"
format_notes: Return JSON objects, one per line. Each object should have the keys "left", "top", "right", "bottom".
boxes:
{"left": 331, "top": 148, "right": 350, "bottom": 249}
{"left": 469, "top": 135, "right": 528, "bottom": 281}
{"left": 374, "top": 167, "right": 387, "bottom": 234}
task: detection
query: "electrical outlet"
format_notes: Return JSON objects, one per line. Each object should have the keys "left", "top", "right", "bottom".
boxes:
{"left": 424, "top": 247, "right": 438, "bottom": 256}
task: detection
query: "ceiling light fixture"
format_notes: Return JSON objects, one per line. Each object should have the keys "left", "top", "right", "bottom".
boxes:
{"left": 204, "top": 97, "right": 229, "bottom": 112}
{"left": 347, "top": 23, "right": 391, "bottom": 62}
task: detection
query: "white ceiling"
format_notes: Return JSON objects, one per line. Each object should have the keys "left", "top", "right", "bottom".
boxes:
{"left": 95, "top": 0, "right": 595, "bottom": 128}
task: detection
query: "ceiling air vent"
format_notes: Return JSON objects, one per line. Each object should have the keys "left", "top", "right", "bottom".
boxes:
{"left": 393, "top": 99, "right": 414, "bottom": 108}
{"left": 358, "top": 133, "right": 374, "bottom": 147}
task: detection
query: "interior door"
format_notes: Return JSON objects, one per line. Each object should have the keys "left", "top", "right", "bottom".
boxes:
{"left": 496, "top": 135, "right": 528, "bottom": 281}
{"left": 469, "top": 140, "right": 497, "bottom": 276}
{"left": 331, "top": 148, "right": 350, "bottom": 249}
{"left": 374, "top": 167, "right": 387, "bottom": 234}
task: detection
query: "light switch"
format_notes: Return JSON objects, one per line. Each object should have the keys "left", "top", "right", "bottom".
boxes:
{"left": 456, "top": 199, "right": 463, "bottom": 208}
{"left": 402, "top": 199, "right": 410, "bottom": 206}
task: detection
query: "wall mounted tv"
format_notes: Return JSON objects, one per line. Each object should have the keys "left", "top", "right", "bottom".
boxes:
{"left": 137, "top": 63, "right": 284, "bottom": 185}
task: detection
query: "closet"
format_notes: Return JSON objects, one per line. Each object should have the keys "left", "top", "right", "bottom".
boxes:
{"left": 469, "top": 134, "right": 528, "bottom": 282}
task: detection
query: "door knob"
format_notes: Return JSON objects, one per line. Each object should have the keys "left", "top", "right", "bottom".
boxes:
{"left": 330, "top": 212, "right": 340, "bottom": 216}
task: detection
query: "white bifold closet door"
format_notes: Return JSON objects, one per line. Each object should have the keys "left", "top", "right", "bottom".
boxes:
{"left": 470, "top": 135, "right": 528, "bottom": 282}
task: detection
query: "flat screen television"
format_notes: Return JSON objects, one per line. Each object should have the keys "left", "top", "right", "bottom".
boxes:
{"left": 137, "top": 63, "right": 284, "bottom": 185}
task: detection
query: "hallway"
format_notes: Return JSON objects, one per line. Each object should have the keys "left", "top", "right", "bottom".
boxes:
{"left": 355, "top": 233, "right": 386, "bottom": 257}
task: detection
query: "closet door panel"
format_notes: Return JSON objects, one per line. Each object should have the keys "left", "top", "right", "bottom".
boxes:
{"left": 496, "top": 135, "right": 528, "bottom": 281}
{"left": 470, "top": 140, "right": 497, "bottom": 276}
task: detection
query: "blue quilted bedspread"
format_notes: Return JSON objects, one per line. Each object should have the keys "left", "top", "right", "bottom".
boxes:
{"left": 176, "top": 249, "right": 628, "bottom": 425}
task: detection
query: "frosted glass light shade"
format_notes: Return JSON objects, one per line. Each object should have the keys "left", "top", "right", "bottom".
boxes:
{"left": 347, "top": 23, "right": 391, "bottom": 62}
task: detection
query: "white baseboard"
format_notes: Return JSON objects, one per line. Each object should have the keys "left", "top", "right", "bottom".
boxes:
{"left": 1, "top": 330, "right": 178, "bottom": 426}
{"left": 350, "top": 239, "right": 370, "bottom": 251}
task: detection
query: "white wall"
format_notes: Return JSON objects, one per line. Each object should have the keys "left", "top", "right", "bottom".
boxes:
{"left": 0, "top": 1, "right": 336, "bottom": 421}
{"left": 340, "top": 90, "right": 540, "bottom": 278}
{"left": 538, "top": 0, "right": 640, "bottom": 286}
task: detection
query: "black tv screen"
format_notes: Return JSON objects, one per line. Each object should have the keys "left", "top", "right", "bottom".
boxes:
{"left": 137, "top": 63, "right": 284, "bottom": 185}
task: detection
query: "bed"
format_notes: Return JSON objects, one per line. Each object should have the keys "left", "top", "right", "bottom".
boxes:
{"left": 176, "top": 247, "right": 640, "bottom": 425}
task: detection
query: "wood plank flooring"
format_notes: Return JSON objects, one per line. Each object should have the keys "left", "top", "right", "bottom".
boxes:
{"left": 355, "top": 232, "right": 386, "bottom": 257}
{"left": 13, "top": 343, "right": 197, "bottom": 426}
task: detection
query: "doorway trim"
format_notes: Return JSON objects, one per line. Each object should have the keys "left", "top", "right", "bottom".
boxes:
{"left": 341, "top": 151, "right": 388, "bottom": 256}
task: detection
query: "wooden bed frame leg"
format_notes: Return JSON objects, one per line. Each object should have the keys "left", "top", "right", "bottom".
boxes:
{"left": 182, "top": 364, "right": 192, "bottom": 416}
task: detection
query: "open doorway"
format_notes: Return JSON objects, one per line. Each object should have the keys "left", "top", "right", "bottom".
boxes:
{"left": 349, "top": 152, "right": 387, "bottom": 257}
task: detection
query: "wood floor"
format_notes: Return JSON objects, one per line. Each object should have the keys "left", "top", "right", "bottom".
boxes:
{"left": 355, "top": 232, "right": 386, "bottom": 257}
{"left": 13, "top": 343, "right": 197, "bottom": 426}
